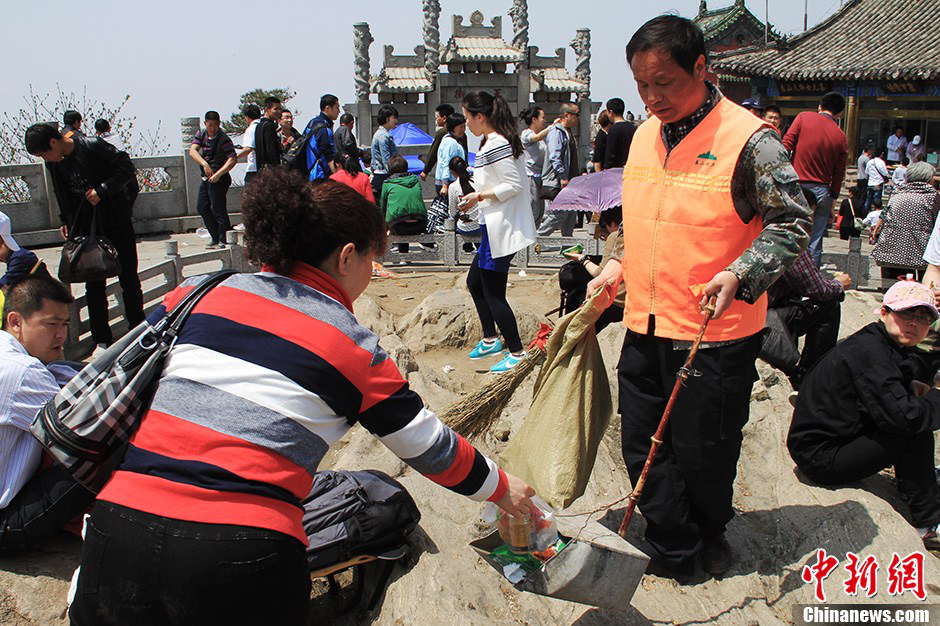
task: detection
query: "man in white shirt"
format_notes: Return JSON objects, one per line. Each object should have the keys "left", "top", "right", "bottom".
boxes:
{"left": 237, "top": 104, "right": 261, "bottom": 186}
{"left": 907, "top": 135, "right": 926, "bottom": 163}
{"left": 886, "top": 127, "right": 908, "bottom": 164}
{"left": 0, "top": 275, "right": 93, "bottom": 553}
{"left": 865, "top": 148, "right": 890, "bottom": 212}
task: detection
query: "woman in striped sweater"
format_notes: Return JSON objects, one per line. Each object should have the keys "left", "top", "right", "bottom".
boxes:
{"left": 69, "top": 170, "right": 535, "bottom": 626}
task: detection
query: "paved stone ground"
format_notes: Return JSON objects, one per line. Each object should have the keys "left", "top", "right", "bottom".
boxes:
{"left": 31, "top": 231, "right": 233, "bottom": 301}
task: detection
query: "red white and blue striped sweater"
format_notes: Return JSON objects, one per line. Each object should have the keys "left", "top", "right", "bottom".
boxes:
{"left": 97, "top": 263, "right": 508, "bottom": 544}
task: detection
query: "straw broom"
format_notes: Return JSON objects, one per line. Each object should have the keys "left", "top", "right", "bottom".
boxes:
{"left": 441, "top": 323, "right": 553, "bottom": 439}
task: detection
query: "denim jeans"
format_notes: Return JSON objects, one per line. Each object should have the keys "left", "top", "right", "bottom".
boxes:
{"left": 801, "top": 182, "right": 834, "bottom": 267}
{"left": 0, "top": 462, "right": 94, "bottom": 555}
{"left": 69, "top": 502, "right": 309, "bottom": 626}
{"left": 866, "top": 185, "right": 883, "bottom": 214}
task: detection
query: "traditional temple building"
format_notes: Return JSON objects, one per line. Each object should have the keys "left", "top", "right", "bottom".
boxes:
{"left": 693, "top": 0, "right": 781, "bottom": 102}
{"left": 347, "top": 0, "right": 598, "bottom": 166}
{"left": 712, "top": 0, "right": 940, "bottom": 160}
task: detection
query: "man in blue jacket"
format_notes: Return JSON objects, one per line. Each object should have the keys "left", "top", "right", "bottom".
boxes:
{"left": 305, "top": 94, "right": 340, "bottom": 181}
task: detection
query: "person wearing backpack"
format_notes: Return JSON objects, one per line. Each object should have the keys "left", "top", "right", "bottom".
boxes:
{"left": 305, "top": 94, "right": 341, "bottom": 181}
{"left": 68, "top": 169, "right": 536, "bottom": 626}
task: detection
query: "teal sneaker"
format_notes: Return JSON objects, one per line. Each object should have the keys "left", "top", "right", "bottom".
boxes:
{"left": 469, "top": 338, "right": 504, "bottom": 360}
{"left": 490, "top": 352, "right": 526, "bottom": 373}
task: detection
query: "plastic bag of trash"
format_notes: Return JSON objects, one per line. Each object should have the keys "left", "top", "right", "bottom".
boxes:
{"left": 501, "top": 285, "right": 613, "bottom": 509}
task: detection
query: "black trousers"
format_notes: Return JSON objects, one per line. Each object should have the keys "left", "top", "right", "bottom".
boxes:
{"left": 86, "top": 216, "right": 144, "bottom": 345}
{"left": 390, "top": 217, "right": 427, "bottom": 253}
{"left": 196, "top": 175, "right": 232, "bottom": 244}
{"left": 778, "top": 299, "right": 841, "bottom": 387}
{"left": 595, "top": 304, "right": 624, "bottom": 335}
{"left": 0, "top": 463, "right": 94, "bottom": 555}
{"left": 800, "top": 431, "right": 940, "bottom": 529}
{"left": 880, "top": 266, "right": 925, "bottom": 281}
{"left": 466, "top": 255, "right": 523, "bottom": 353}
{"left": 618, "top": 331, "right": 761, "bottom": 569}
{"left": 371, "top": 173, "right": 389, "bottom": 202}
{"left": 69, "top": 502, "right": 310, "bottom": 626}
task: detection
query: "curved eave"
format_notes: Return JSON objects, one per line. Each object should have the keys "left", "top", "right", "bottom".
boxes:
{"left": 713, "top": 63, "right": 940, "bottom": 82}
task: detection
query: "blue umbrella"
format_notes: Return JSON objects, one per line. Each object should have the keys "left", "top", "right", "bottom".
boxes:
{"left": 548, "top": 168, "right": 623, "bottom": 213}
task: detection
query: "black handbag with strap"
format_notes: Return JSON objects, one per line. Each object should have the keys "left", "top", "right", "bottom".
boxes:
{"left": 58, "top": 200, "right": 121, "bottom": 284}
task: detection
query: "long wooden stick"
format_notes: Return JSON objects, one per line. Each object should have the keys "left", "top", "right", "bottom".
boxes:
{"left": 618, "top": 298, "right": 717, "bottom": 538}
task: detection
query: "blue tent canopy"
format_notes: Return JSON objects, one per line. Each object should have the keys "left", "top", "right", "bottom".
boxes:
{"left": 383, "top": 122, "right": 476, "bottom": 174}
{"left": 390, "top": 122, "right": 434, "bottom": 146}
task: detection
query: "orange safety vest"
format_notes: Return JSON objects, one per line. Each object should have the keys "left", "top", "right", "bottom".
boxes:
{"left": 621, "top": 96, "right": 771, "bottom": 342}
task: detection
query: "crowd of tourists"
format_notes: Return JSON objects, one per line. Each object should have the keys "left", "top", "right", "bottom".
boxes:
{"left": 2, "top": 9, "right": 940, "bottom": 625}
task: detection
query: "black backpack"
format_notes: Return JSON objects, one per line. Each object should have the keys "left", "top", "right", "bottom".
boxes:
{"left": 282, "top": 119, "right": 328, "bottom": 173}
{"left": 304, "top": 470, "right": 421, "bottom": 611}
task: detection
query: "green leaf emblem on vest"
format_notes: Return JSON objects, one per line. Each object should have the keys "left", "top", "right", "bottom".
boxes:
{"left": 696, "top": 151, "right": 718, "bottom": 161}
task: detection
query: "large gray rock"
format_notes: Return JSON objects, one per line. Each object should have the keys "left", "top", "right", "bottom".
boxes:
{"left": 396, "top": 289, "right": 542, "bottom": 354}
{"left": 380, "top": 334, "right": 419, "bottom": 380}
{"left": 354, "top": 295, "right": 396, "bottom": 337}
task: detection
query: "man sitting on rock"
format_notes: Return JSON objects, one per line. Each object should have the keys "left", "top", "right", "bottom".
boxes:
{"left": 763, "top": 250, "right": 851, "bottom": 389}
{"left": 787, "top": 281, "right": 940, "bottom": 548}
{"left": 0, "top": 275, "right": 94, "bottom": 554}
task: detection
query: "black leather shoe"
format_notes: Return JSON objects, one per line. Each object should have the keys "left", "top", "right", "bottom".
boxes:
{"left": 644, "top": 556, "right": 696, "bottom": 584}
{"left": 702, "top": 535, "right": 734, "bottom": 577}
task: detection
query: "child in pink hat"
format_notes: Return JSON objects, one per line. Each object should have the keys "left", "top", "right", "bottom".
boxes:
{"left": 787, "top": 280, "right": 940, "bottom": 548}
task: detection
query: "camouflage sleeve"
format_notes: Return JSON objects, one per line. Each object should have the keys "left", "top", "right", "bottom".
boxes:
{"left": 726, "top": 128, "right": 812, "bottom": 303}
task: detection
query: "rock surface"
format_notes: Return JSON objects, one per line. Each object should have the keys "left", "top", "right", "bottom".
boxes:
{"left": 3, "top": 284, "right": 939, "bottom": 624}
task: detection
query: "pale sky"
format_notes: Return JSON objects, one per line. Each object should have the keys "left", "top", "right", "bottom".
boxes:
{"left": 1, "top": 0, "right": 844, "bottom": 152}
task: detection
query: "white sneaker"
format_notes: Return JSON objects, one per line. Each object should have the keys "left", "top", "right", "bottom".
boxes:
{"left": 233, "top": 223, "right": 245, "bottom": 232}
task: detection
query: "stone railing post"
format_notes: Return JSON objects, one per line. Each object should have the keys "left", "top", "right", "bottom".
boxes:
{"left": 180, "top": 117, "right": 201, "bottom": 217}
{"left": 845, "top": 235, "right": 863, "bottom": 289}
{"left": 165, "top": 240, "right": 183, "bottom": 286}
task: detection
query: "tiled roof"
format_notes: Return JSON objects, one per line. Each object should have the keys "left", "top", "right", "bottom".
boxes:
{"left": 371, "top": 66, "right": 433, "bottom": 93}
{"left": 441, "top": 37, "right": 525, "bottom": 63}
{"left": 712, "top": 0, "right": 940, "bottom": 81}
{"left": 695, "top": 4, "right": 739, "bottom": 39}
{"left": 530, "top": 68, "right": 587, "bottom": 93}
{"left": 694, "top": 2, "right": 779, "bottom": 42}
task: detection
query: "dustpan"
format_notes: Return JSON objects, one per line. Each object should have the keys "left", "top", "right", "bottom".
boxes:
{"left": 470, "top": 513, "right": 648, "bottom": 609}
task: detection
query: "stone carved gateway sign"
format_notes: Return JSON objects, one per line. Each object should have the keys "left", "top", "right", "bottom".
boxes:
{"left": 346, "top": 0, "right": 600, "bottom": 176}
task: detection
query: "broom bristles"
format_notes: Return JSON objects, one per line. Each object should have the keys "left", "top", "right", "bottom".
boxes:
{"left": 441, "top": 348, "right": 546, "bottom": 439}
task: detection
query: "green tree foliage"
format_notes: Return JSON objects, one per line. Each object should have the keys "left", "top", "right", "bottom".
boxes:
{"left": 222, "top": 87, "right": 297, "bottom": 136}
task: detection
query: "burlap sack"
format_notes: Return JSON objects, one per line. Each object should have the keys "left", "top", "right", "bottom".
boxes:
{"left": 501, "top": 286, "right": 613, "bottom": 509}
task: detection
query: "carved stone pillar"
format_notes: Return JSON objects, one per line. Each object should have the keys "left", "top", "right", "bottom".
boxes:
{"left": 509, "top": 0, "right": 529, "bottom": 57}
{"left": 571, "top": 28, "right": 591, "bottom": 101}
{"left": 353, "top": 23, "right": 374, "bottom": 102}
{"left": 422, "top": 0, "right": 441, "bottom": 78}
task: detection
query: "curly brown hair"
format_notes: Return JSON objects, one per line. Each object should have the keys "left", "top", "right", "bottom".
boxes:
{"left": 241, "top": 168, "right": 386, "bottom": 275}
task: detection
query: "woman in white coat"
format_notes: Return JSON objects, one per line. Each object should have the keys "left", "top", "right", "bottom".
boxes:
{"left": 458, "top": 91, "right": 537, "bottom": 373}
